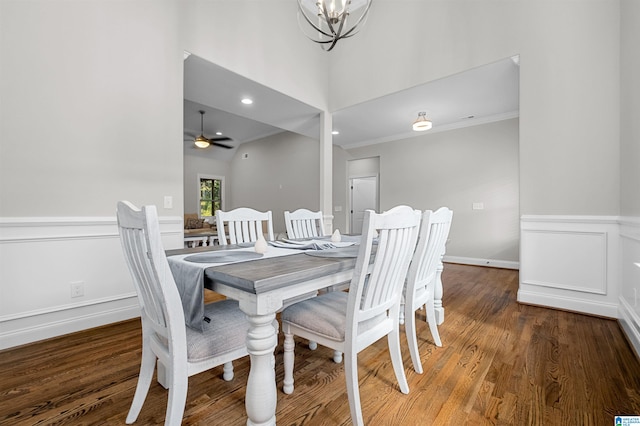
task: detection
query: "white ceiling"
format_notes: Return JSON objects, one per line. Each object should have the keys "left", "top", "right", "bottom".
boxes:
{"left": 183, "top": 54, "right": 519, "bottom": 157}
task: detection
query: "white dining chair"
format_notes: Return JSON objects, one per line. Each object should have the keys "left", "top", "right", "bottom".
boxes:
{"left": 215, "top": 207, "right": 274, "bottom": 245}
{"left": 284, "top": 209, "right": 326, "bottom": 239}
{"left": 403, "top": 207, "right": 452, "bottom": 374}
{"left": 116, "top": 201, "right": 250, "bottom": 425}
{"left": 281, "top": 205, "right": 421, "bottom": 426}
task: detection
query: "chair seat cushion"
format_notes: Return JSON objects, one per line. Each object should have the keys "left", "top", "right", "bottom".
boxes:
{"left": 185, "top": 299, "right": 249, "bottom": 362}
{"left": 281, "top": 291, "right": 385, "bottom": 342}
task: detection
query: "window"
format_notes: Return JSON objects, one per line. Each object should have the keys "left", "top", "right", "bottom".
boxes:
{"left": 198, "top": 174, "right": 224, "bottom": 219}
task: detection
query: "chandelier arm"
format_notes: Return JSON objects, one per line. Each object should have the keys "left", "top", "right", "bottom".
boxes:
{"left": 297, "top": 0, "right": 372, "bottom": 50}
{"left": 319, "top": 3, "right": 338, "bottom": 36}
{"left": 325, "top": 39, "right": 339, "bottom": 51}
{"left": 332, "top": 13, "right": 348, "bottom": 41}
{"left": 297, "top": 1, "right": 335, "bottom": 38}
{"left": 339, "top": 1, "right": 372, "bottom": 38}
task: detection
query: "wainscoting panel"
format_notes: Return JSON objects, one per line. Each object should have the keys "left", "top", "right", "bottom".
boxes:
{"left": 519, "top": 216, "right": 620, "bottom": 318}
{"left": 0, "top": 215, "right": 183, "bottom": 350}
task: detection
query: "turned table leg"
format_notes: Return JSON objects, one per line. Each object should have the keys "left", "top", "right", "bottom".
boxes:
{"left": 244, "top": 313, "right": 278, "bottom": 426}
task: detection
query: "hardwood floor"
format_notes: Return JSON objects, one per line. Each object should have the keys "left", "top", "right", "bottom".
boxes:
{"left": 1, "top": 264, "right": 639, "bottom": 425}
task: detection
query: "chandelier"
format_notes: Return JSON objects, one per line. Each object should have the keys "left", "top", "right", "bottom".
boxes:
{"left": 297, "top": 0, "right": 373, "bottom": 51}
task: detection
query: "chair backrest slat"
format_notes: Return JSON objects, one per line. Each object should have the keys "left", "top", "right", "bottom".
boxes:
{"left": 348, "top": 206, "right": 421, "bottom": 327}
{"left": 284, "top": 209, "right": 326, "bottom": 239}
{"left": 216, "top": 208, "right": 275, "bottom": 245}
{"left": 117, "top": 201, "right": 187, "bottom": 345}
{"left": 407, "top": 207, "right": 453, "bottom": 302}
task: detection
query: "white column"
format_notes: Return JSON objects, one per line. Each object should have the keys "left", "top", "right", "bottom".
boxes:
{"left": 319, "top": 111, "right": 334, "bottom": 234}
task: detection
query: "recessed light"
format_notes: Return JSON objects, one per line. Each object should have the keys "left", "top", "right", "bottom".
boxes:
{"left": 216, "top": 132, "right": 222, "bottom": 136}
{"left": 332, "top": 130, "right": 340, "bottom": 135}
{"left": 241, "top": 98, "right": 253, "bottom": 105}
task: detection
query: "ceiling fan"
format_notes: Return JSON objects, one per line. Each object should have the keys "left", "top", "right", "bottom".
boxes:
{"left": 184, "top": 110, "right": 234, "bottom": 149}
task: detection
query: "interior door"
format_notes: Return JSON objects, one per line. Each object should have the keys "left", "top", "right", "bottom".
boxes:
{"left": 350, "top": 176, "right": 378, "bottom": 234}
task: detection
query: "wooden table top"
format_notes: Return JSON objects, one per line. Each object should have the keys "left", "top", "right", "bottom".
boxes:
{"left": 166, "top": 244, "right": 358, "bottom": 294}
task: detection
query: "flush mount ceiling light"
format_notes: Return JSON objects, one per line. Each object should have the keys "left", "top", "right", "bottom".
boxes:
{"left": 241, "top": 98, "right": 253, "bottom": 105}
{"left": 297, "top": 0, "right": 372, "bottom": 51}
{"left": 412, "top": 112, "right": 432, "bottom": 132}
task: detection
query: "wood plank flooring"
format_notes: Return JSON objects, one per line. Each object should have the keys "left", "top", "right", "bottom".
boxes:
{"left": 1, "top": 264, "right": 639, "bottom": 425}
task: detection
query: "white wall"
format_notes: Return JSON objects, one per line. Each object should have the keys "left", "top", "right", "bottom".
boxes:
{"left": 0, "top": 1, "right": 184, "bottom": 217}
{"left": 346, "top": 118, "right": 520, "bottom": 267}
{"left": 1, "top": 0, "right": 636, "bottom": 354}
{"left": 0, "top": 0, "right": 327, "bottom": 349}
{"left": 0, "top": 0, "right": 185, "bottom": 349}
{"left": 180, "top": 1, "right": 329, "bottom": 112}
{"left": 329, "top": 0, "right": 620, "bottom": 217}
{"left": 327, "top": 1, "right": 629, "bottom": 333}
{"left": 229, "top": 131, "right": 320, "bottom": 235}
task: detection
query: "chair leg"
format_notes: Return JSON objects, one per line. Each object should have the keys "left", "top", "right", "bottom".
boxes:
{"left": 405, "top": 304, "right": 423, "bottom": 374}
{"left": 126, "top": 343, "right": 156, "bottom": 424}
{"left": 283, "top": 332, "right": 295, "bottom": 394}
{"left": 222, "top": 361, "right": 234, "bottom": 381}
{"left": 425, "top": 299, "right": 442, "bottom": 347}
{"left": 165, "top": 366, "right": 188, "bottom": 426}
{"left": 344, "top": 349, "right": 364, "bottom": 426}
{"left": 388, "top": 324, "right": 409, "bottom": 394}
{"left": 157, "top": 360, "right": 168, "bottom": 389}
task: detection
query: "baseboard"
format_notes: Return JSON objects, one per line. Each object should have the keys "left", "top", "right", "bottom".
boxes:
{"left": 0, "top": 297, "right": 140, "bottom": 350}
{"left": 443, "top": 255, "right": 519, "bottom": 270}
{"left": 517, "top": 288, "right": 619, "bottom": 318}
{"left": 618, "top": 296, "right": 640, "bottom": 359}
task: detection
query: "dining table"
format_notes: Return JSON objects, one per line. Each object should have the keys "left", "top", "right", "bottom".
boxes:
{"left": 165, "top": 238, "right": 362, "bottom": 426}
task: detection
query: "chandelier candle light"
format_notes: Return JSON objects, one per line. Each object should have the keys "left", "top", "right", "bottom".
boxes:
{"left": 298, "top": 0, "right": 372, "bottom": 51}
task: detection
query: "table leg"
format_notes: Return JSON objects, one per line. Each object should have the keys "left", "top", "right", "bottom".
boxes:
{"left": 245, "top": 312, "right": 278, "bottom": 426}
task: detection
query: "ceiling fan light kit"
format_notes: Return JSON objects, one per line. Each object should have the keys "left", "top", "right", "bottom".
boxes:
{"left": 187, "top": 110, "right": 234, "bottom": 150}
{"left": 194, "top": 135, "right": 210, "bottom": 149}
{"left": 297, "top": 0, "right": 372, "bottom": 51}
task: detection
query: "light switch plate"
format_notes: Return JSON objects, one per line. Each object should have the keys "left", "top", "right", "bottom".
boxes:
{"left": 164, "top": 196, "right": 173, "bottom": 209}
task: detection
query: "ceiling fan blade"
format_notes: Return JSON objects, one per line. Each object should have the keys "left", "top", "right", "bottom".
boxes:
{"left": 184, "top": 132, "right": 197, "bottom": 139}
{"left": 209, "top": 136, "right": 232, "bottom": 142}
{"left": 211, "top": 141, "right": 234, "bottom": 149}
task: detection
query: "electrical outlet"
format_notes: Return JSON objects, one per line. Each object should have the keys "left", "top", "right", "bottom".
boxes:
{"left": 71, "top": 281, "right": 84, "bottom": 298}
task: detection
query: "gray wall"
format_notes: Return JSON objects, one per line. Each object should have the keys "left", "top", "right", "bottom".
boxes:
{"left": 228, "top": 131, "right": 320, "bottom": 235}
{"left": 621, "top": 0, "right": 640, "bottom": 217}
{"left": 344, "top": 118, "right": 520, "bottom": 263}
